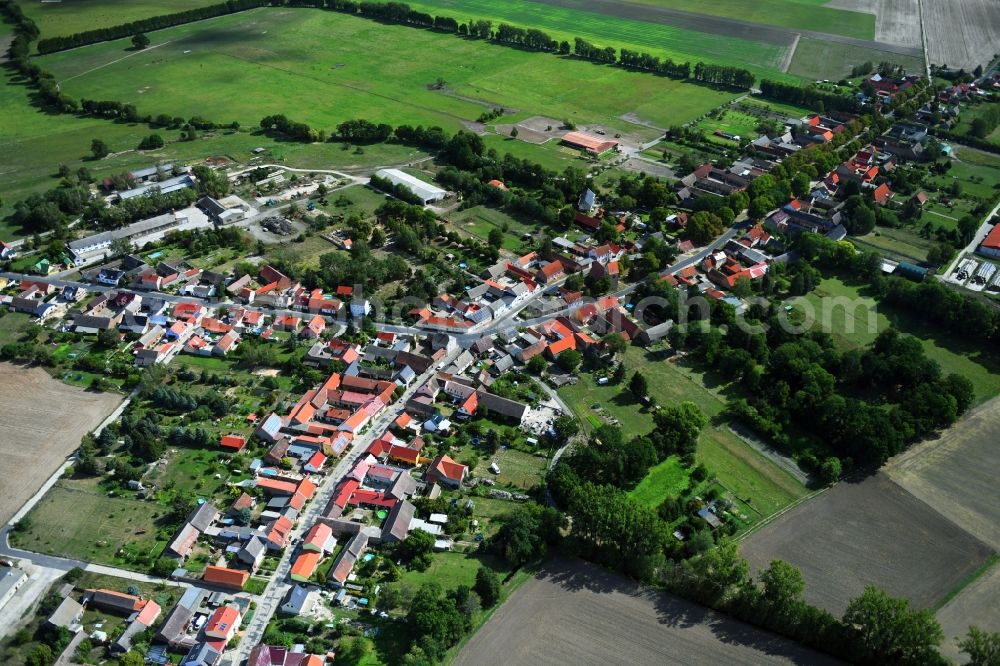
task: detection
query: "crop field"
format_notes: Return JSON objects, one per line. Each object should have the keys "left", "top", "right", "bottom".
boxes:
{"left": 455, "top": 558, "right": 840, "bottom": 666}
{"left": 559, "top": 348, "right": 807, "bottom": 520}
{"left": 788, "top": 37, "right": 924, "bottom": 80}
{"left": 825, "top": 0, "right": 920, "bottom": 46}
{"left": 12, "top": 478, "right": 170, "bottom": 569}
{"left": 885, "top": 396, "right": 1000, "bottom": 658}
{"left": 740, "top": 473, "right": 994, "bottom": 614}
{"left": 19, "top": 0, "right": 221, "bottom": 40}
{"left": 0, "top": 363, "right": 122, "bottom": 528}
{"left": 922, "top": 0, "right": 1000, "bottom": 70}
{"left": 626, "top": 0, "right": 874, "bottom": 38}
{"left": 38, "top": 8, "right": 740, "bottom": 139}
{"left": 406, "top": 0, "right": 790, "bottom": 76}
{"left": 798, "top": 276, "right": 1000, "bottom": 403}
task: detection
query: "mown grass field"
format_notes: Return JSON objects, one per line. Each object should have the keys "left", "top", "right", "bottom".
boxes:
{"left": 628, "top": 456, "right": 688, "bottom": 507}
{"left": 798, "top": 276, "right": 1000, "bottom": 403}
{"left": 12, "top": 479, "right": 170, "bottom": 569}
{"left": 559, "top": 347, "right": 807, "bottom": 519}
{"left": 788, "top": 38, "right": 925, "bottom": 81}
{"left": 405, "top": 0, "right": 789, "bottom": 76}
{"left": 19, "top": 0, "right": 222, "bottom": 40}
{"left": 38, "top": 8, "right": 741, "bottom": 135}
{"left": 628, "top": 0, "right": 874, "bottom": 38}
{"left": 0, "top": 59, "right": 428, "bottom": 231}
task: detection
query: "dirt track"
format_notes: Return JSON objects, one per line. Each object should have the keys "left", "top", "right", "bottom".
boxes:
{"left": 455, "top": 559, "right": 840, "bottom": 666}
{"left": 0, "top": 364, "right": 122, "bottom": 527}
{"left": 740, "top": 473, "right": 992, "bottom": 615}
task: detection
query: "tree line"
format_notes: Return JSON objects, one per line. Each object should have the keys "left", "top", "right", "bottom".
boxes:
{"left": 759, "top": 79, "right": 861, "bottom": 113}
{"left": 36, "top": 0, "right": 270, "bottom": 53}
{"left": 325, "top": 0, "right": 752, "bottom": 88}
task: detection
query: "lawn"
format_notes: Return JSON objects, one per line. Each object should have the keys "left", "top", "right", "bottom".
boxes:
{"left": 0, "top": 312, "right": 34, "bottom": 346}
{"left": 628, "top": 456, "right": 689, "bottom": 507}
{"left": 11, "top": 479, "right": 172, "bottom": 571}
{"left": 38, "top": 7, "right": 742, "bottom": 136}
{"left": 788, "top": 38, "right": 924, "bottom": 81}
{"left": 695, "top": 108, "right": 763, "bottom": 140}
{"left": 20, "top": 0, "right": 223, "bottom": 40}
{"left": 405, "top": 0, "right": 790, "bottom": 76}
{"left": 449, "top": 205, "right": 537, "bottom": 252}
{"left": 0, "top": 64, "right": 426, "bottom": 220}
{"left": 798, "top": 276, "right": 1000, "bottom": 403}
{"left": 397, "top": 550, "right": 504, "bottom": 597}
{"left": 852, "top": 227, "right": 935, "bottom": 263}
{"left": 628, "top": 0, "right": 874, "bottom": 39}
{"left": 472, "top": 448, "right": 548, "bottom": 490}
{"left": 559, "top": 348, "right": 808, "bottom": 522}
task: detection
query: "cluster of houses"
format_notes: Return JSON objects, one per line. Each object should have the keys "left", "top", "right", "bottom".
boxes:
{"left": 44, "top": 576, "right": 331, "bottom": 666}
{"left": 0, "top": 278, "right": 82, "bottom": 321}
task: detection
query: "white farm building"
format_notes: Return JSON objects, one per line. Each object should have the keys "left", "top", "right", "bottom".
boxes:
{"left": 373, "top": 169, "right": 446, "bottom": 205}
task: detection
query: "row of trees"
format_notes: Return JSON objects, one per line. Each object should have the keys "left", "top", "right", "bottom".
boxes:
{"left": 691, "top": 62, "right": 755, "bottom": 89}
{"left": 325, "top": 0, "right": 754, "bottom": 89}
{"left": 260, "top": 114, "right": 316, "bottom": 142}
{"left": 36, "top": 0, "right": 269, "bottom": 53}
{"left": 759, "top": 79, "right": 862, "bottom": 113}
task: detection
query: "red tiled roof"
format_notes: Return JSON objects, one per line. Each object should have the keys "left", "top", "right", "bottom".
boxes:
{"left": 429, "top": 454, "right": 467, "bottom": 482}
{"left": 203, "top": 566, "right": 249, "bottom": 590}
{"left": 220, "top": 435, "right": 246, "bottom": 451}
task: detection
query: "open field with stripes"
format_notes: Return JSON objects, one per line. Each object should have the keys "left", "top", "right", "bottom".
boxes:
{"left": 37, "top": 8, "right": 740, "bottom": 135}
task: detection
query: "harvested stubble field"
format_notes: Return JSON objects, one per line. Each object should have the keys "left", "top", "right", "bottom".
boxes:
{"left": 38, "top": 7, "right": 740, "bottom": 135}
{"left": 886, "top": 396, "right": 1000, "bottom": 659}
{"left": 455, "top": 558, "right": 840, "bottom": 666}
{"left": 0, "top": 363, "right": 121, "bottom": 526}
{"left": 922, "top": 0, "right": 1000, "bottom": 70}
{"left": 740, "top": 473, "right": 994, "bottom": 615}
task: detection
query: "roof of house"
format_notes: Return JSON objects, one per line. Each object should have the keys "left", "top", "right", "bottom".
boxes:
{"left": 257, "top": 477, "right": 298, "bottom": 495}
{"left": 381, "top": 499, "right": 415, "bottom": 541}
{"left": 202, "top": 566, "right": 249, "bottom": 590}
{"left": 982, "top": 224, "right": 1000, "bottom": 250}
{"left": 290, "top": 551, "right": 321, "bottom": 580}
{"left": 220, "top": 435, "right": 246, "bottom": 451}
{"left": 88, "top": 589, "right": 144, "bottom": 613}
{"left": 303, "top": 522, "right": 333, "bottom": 549}
{"left": 205, "top": 605, "right": 240, "bottom": 636}
{"left": 428, "top": 455, "right": 467, "bottom": 483}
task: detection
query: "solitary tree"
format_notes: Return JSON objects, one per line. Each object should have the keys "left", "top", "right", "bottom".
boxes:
{"left": 90, "top": 139, "right": 109, "bottom": 159}
{"left": 629, "top": 371, "right": 649, "bottom": 398}
{"left": 510, "top": 126, "right": 519, "bottom": 138}
{"left": 132, "top": 33, "right": 150, "bottom": 49}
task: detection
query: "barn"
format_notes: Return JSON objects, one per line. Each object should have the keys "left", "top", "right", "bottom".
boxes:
{"left": 561, "top": 131, "right": 620, "bottom": 156}
{"left": 373, "top": 168, "right": 447, "bottom": 205}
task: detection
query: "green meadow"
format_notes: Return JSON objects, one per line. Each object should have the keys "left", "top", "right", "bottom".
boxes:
{"left": 799, "top": 276, "right": 1000, "bottom": 404}
{"left": 19, "top": 0, "right": 222, "bottom": 40}
{"left": 38, "top": 7, "right": 741, "bottom": 134}
{"left": 627, "top": 0, "right": 874, "bottom": 39}
{"left": 405, "top": 0, "right": 789, "bottom": 76}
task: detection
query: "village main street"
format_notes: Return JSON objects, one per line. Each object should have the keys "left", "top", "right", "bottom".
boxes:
{"left": 228, "top": 345, "right": 465, "bottom": 666}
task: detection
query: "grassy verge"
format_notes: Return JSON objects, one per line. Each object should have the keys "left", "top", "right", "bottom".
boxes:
{"left": 933, "top": 552, "right": 1000, "bottom": 612}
